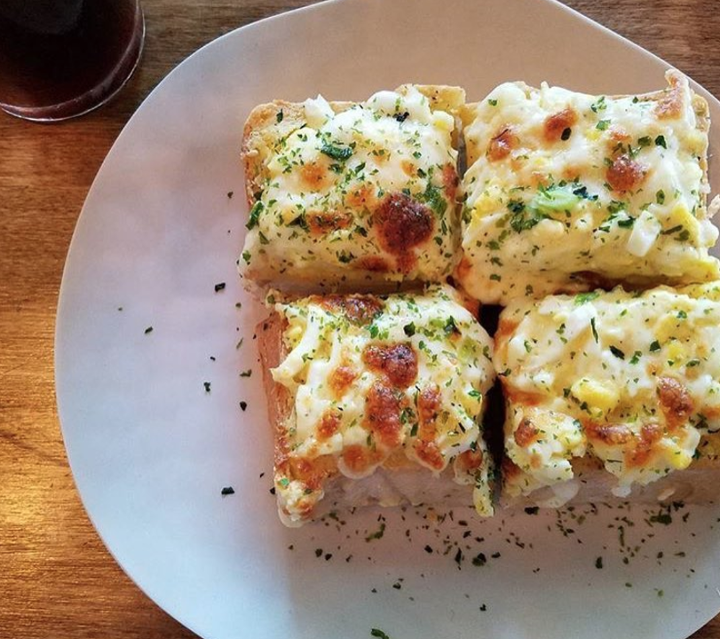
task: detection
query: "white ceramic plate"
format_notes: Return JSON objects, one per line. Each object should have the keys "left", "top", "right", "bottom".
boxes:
{"left": 55, "top": 1, "right": 720, "bottom": 638}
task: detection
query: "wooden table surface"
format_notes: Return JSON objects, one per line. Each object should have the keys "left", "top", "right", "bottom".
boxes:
{"left": 2, "top": 0, "right": 719, "bottom": 637}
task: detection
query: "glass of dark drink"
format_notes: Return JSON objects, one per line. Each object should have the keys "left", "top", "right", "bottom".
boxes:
{"left": 0, "top": 0, "right": 144, "bottom": 122}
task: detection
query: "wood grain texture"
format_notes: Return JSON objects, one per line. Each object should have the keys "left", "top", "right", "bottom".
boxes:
{"left": 0, "top": 1, "right": 718, "bottom": 637}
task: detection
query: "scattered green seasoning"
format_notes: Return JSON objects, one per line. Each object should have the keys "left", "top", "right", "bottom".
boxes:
{"left": 595, "top": 557, "right": 603, "bottom": 569}
{"left": 144, "top": 326, "right": 153, "bottom": 335}
{"left": 220, "top": 486, "right": 235, "bottom": 496}
{"left": 239, "top": 369, "right": 252, "bottom": 378}
{"left": 214, "top": 282, "right": 226, "bottom": 292}
{"left": 203, "top": 381, "right": 211, "bottom": 393}
{"left": 655, "top": 135, "right": 667, "bottom": 149}
{"left": 371, "top": 629, "right": 391, "bottom": 639}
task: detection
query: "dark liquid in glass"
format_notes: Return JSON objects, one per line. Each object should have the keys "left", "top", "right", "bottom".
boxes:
{"left": 0, "top": 0, "right": 144, "bottom": 120}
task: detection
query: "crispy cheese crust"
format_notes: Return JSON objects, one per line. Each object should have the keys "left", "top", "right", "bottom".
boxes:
{"left": 457, "top": 71, "right": 719, "bottom": 304}
{"left": 261, "top": 284, "right": 495, "bottom": 526}
{"left": 240, "top": 85, "right": 465, "bottom": 293}
{"left": 494, "top": 283, "right": 720, "bottom": 507}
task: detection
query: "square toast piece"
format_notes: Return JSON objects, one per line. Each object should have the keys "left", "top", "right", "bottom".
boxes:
{"left": 457, "top": 71, "right": 719, "bottom": 304}
{"left": 240, "top": 85, "right": 465, "bottom": 293}
{"left": 494, "top": 283, "right": 720, "bottom": 507}
{"left": 259, "top": 284, "right": 495, "bottom": 526}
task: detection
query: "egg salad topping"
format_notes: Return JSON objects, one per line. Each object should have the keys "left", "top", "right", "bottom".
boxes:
{"left": 495, "top": 283, "right": 720, "bottom": 501}
{"left": 459, "top": 71, "right": 719, "bottom": 304}
{"left": 271, "top": 284, "right": 495, "bottom": 524}
{"left": 242, "top": 86, "right": 460, "bottom": 284}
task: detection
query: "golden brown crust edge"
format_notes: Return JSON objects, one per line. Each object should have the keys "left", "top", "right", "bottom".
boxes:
{"left": 257, "top": 313, "right": 291, "bottom": 458}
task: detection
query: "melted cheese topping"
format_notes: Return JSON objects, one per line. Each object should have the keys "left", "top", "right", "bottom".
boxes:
{"left": 459, "top": 71, "right": 719, "bottom": 304}
{"left": 241, "top": 86, "right": 459, "bottom": 285}
{"left": 271, "top": 284, "right": 495, "bottom": 524}
{"left": 495, "top": 283, "right": 720, "bottom": 502}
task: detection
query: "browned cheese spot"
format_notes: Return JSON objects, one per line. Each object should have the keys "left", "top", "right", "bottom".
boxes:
{"left": 657, "top": 376, "right": 694, "bottom": 432}
{"left": 341, "top": 444, "right": 383, "bottom": 476}
{"left": 487, "top": 126, "right": 518, "bottom": 161}
{"left": 514, "top": 417, "right": 539, "bottom": 447}
{"left": 300, "top": 161, "right": 330, "bottom": 189}
{"left": 455, "top": 449, "right": 484, "bottom": 473}
{"left": 654, "top": 77, "right": 684, "bottom": 120}
{"left": 373, "top": 193, "right": 434, "bottom": 273}
{"left": 364, "top": 381, "right": 405, "bottom": 449}
{"left": 543, "top": 108, "right": 578, "bottom": 142}
{"left": 606, "top": 155, "right": 647, "bottom": 192}
{"left": 328, "top": 363, "right": 357, "bottom": 398}
{"left": 401, "top": 160, "right": 416, "bottom": 177}
{"left": 414, "top": 384, "right": 445, "bottom": 470}
{"left": 318, "top": 294, "right": 384, "bottom": 326}
{"left": 625, "top": 423, "right": 664, "bottom": 468}
{"left": 317, "top": 411, "right": 341, "bottom": 440}
{"left": 345, "top": 184, "right": 376, "bottom": 209}
{"left": 307, "top": 210, "right": 352, "bottom": 234}
{"left": 442, "top": 162, "right": 459, "bottom": 201}
{"left": 363, "top": 343, "right": 418, "bottom": 389}
{"left": 586, "top": 422, "right": 634, "bottom": 445}
{"left": 287, "top": 455, "right": 337, "bottom": 492}
{"left": 501, "top": 456, "right": 522, "bottom": 481}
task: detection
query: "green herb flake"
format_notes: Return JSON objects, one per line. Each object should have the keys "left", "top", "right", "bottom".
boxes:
{"left": 595, "top": 556, "right": 603, "bottom": 569}
{"left": 655, "top": 135, "right": 667, "bottom": 149}
{"left": 596, "top": 120, "right": 610, "bottom": 131}
{"left": 276, "top": 109, "right": 284, "bottom": 123}
{"left": 365, "top": 522, "right": 386, "bottom": 542}
{"left": 214, "top": 282, "right": 226, "bottom": 292}
{"left": 320, "top": 142, "right": 353, "bottom": 161}
{"left": 590, "top": 96, "right": 607, "bottom": 113}
{"left": 472, "top": 552, "right": 487, "bottom": 567}
{"left": 590, "top": 317, "right": 599, "bottom": 343}
{"left": 609, "top": 345, "right": 625, "bottom": 360}
{"left": 144, "top": 326, "right": 153, "bottom": 335}
{"left": 629, "top": 351, "right": 642, "bottom": 365}
{"left": 203, "top": 381, "right": 211, "bottom": 393}
{"left": 649, "top": 340, "right": 662, "bottom": 352}
{"left": 649, "top": 511, "right": 672, "bottom": 525}
{"left": 403, "top": 322, "right": 416, "bottom": 337}
{"left": 220, "top": 486, "right": 235, "bottom": 496}
{"left": 246, "top": 201, "right": 263, "bottom": 230}
{"left": 240, "top": 369, "right": 252, "bottom": 378}
{"left": 371, "top": 629, "right": 391, "bottom": 639}
{"left": 488, "top": 98, "right": 498, "bottom": 106}
{"left": 575, "top": 291, "right": 600, "bottom": 305}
